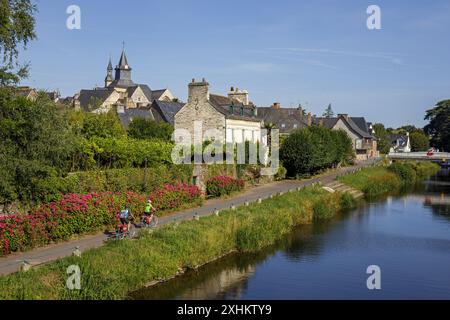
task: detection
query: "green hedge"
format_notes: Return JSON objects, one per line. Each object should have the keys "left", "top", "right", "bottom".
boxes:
{"left": 33, "top": 165, "right": 194, "bottom": 203}
{"left": 280, "top": 126, "right": 354, "bottom": 177}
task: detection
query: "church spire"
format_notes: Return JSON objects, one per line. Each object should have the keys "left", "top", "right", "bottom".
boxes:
{"left": 113, "top": 44, "right": 134, "bottom": 87}
{"left": 107, "top": 57, "right": 113, "bottom": 71}
{"left": 105, "top": 57, "right": 113, "bottom": 87}
{"left": 117, "top": 50, "right": 130, "bottom": 70}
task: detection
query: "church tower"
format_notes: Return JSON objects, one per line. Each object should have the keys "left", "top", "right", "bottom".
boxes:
{"left": 104, "top": 58, "right": 113, "bottom": 87}
{"left": 113, "top": 49, "right": 134, "bottom": 87}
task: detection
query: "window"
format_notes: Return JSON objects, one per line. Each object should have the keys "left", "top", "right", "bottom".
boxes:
{"left": 229, "top": 105, "right": 233, "bottom": 113}
{"left": 240, "top": 106, "right": 244, "bottom": 116}
{"left": 281, "top": 123, "right": 286, "bottom": 128}
{"left": 293, "top": 124, "right": 298, "bottom": 129}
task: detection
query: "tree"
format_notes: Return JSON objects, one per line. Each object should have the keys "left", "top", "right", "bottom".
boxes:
{"left": 409, "top": 131, "right": 429, "bottom": 152}
{"left": 424, "top": 100, "right": 450, "bottom": 152}
{"left": 396, "top": 125, "right": 417, "bottom": 134}
{"left": 322, "top": 104, "right": 334, "bottom": 118}
{"left": 0, "top": 0, "right": 37, "bottom": 86}
{"left": 80, "top": 111, "right": 127, "bottom": 139}
{"left": 280, "top": 126, "right": 353, "bottom": 177}
{"left": 0, "top": 91, "right": 75, "bottom": 206}
{"left": 128, "top": 118, "right": 173, "bottom": 141}
{"left": 372, "top": 123, "right": 391, "bottom": 154}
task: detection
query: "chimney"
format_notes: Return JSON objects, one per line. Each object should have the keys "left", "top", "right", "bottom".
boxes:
{"left": 307, "top": 112, "right": 312, "bottom": 126}
{"left": 228, "top": 86, "right": 249, "bottom": 105}
{"left": 338, "top": 114, "right": 348, "bottom": 120}
{"left": 272, "top": 102, "right": 281, "bottom": 109}
{"left": 188, "top": 78, "right": 210, "bottom": 104}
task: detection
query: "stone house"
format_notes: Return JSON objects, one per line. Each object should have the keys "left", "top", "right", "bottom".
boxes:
{"left": 389, "top": 133, "right": 411, "bottom": 153}
{"left": 315, "top": 114, "right": 378, "bottom": 160}
{"left": 174, "top": 79, "right": 262, "bottom": 145}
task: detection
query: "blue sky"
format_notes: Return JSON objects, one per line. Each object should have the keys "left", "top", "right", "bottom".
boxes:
{"left": 20, "top": 0, "right": 450, "bottom": 128}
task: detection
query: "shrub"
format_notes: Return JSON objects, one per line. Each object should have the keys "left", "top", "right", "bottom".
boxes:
{"left": 362, "top": 174, "right": 402, "bottom": 198}
{"left": 340, "top": 192, "right": 357, "bottom": 211}
{"left": 388, "top": 162, "right": 416, "bottom": 184}
{"left": 206, "top": 176, "right": 245, "bottom": 197}
{"left": 128, "top": 118, "right": 173, "bottom": 141}
{"left": 0, "top": 192, "right": 145, "bottom": 255}
{"left": 280, "top": 126, "right": 353, "bottom": 177}
{"left": 32, "top": 165, "right": 193, "bottom": 203}
{"left": 149, "top": 183, "right": 203, "bottom": 213}
{"left": 312, "top": 193, "right": 342, "bottom": 220}
{"left": 275, "top": 165, "right": 287, "bottom": 181}
{"left": 0, "top": 183, "right": 202, "bottom": 256}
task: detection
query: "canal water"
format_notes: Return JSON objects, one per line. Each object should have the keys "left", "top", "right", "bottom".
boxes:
{"left": 132, "top": 169, "right": 450, "bottom": 300}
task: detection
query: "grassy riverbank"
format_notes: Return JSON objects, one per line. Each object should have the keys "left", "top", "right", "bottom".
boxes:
{"left": 0, "top": 185, "right": 356, "bottom": 300}
{"left": 339, "top": 161, "right": 440, "bottom": 198}
{"left": 0, "top": 161, "right": 438, "bottom": 300}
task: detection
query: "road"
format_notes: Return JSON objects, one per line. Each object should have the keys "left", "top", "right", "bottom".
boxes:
{"left": 0, "top": 160, "right": 375, "bottom": 276}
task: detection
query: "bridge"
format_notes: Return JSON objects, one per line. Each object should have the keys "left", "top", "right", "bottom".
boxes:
{"left": 388, "top": 152, "right": 450, "bottom": 163}
{"left": 407, "top": 194, "right": 450, "bottom": 206}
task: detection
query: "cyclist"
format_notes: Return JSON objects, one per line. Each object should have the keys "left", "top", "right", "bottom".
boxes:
{"left": 119, "top": 204, "right": 134, "bottom": 234}
{"left": 142, "top": 199, "right": 154, "bottom": 226}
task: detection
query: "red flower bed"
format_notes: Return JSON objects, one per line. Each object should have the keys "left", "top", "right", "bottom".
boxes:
{"left": 206, "top": 176, "right": 245, "bottom": 197}
{"left": 0, "top": 184, "right": 202, "bottom": 256}
{"left": 149, "top": 183, "right": 203, "bottom": 212}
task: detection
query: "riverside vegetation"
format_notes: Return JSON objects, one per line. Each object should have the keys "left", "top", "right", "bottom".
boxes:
{"left": 0, "top": 185, "right": 356, "bottom": 299}
{"left": 339, "top": 161, "right": 440, "bottom": 199}
{"left": 0, "top": 161, "right": 438, "bottom": 300}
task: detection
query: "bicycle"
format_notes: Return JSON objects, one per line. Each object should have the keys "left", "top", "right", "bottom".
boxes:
{"left": 139, "top": 210, "right": 159, "bottom": 229}
{"left": 106, "top": 219, "right": 137, "bottom": 241}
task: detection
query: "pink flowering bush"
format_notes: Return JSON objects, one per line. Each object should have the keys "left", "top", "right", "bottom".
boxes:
{"left": 0, "top": 184, "right": 202, "bottom": 256}
{"left": 0, "top": 192, "right": 144, "bottom": 255}
{"left": 206, "top": 176, "right": 245, "bottom": 197}
{"left": 149, "top": 183, "right": 203, "bottom": 212}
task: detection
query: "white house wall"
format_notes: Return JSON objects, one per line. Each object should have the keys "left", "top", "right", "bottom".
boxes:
{"left": 225, "top": 119, "right": 262, "bottom": 144}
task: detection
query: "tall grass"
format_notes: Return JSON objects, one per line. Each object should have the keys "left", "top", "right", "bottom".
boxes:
{"left": 339, "top": 161, "right": 440, "bottom": 199}
{"left": 0, "top": 186, "right": 354, "bottom": 300}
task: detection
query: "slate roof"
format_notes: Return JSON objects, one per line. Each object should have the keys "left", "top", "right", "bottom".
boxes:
{"left": 209, "top": 94, "right": 261, "bottom": 122}
{"left": 139, "top": 84, "right": 153, "bottom": 101}
{"left": 389, "top": 134, "right": 409, "bottom": 149}
{"left": 316, "top": 115, "right": 374, "bottom": 139}
{"left": 117, "top": 50, "right": 130, "bottom": 69}
{"left": 151, "top": 89, "right": 168, "bottom": 101}
{"left": 151, "top": 100, "right": 185, "bottom": 125}
{"left": 257, "top": 107, "right": 309, "bottom": 133}
{"left": 117, "top": 107, "right": 155, "bottom": 128}
{"left": 78, "top": 89, "right": 114, "bottom": 110}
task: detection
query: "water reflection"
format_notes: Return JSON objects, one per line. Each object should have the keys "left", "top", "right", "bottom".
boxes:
{"left": 132, "top": 168, "right": 450, "bottom": 300}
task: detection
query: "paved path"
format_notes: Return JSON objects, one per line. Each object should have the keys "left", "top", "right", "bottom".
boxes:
{"left": 0, "top": 160, "right": 375, "bottom": 276}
